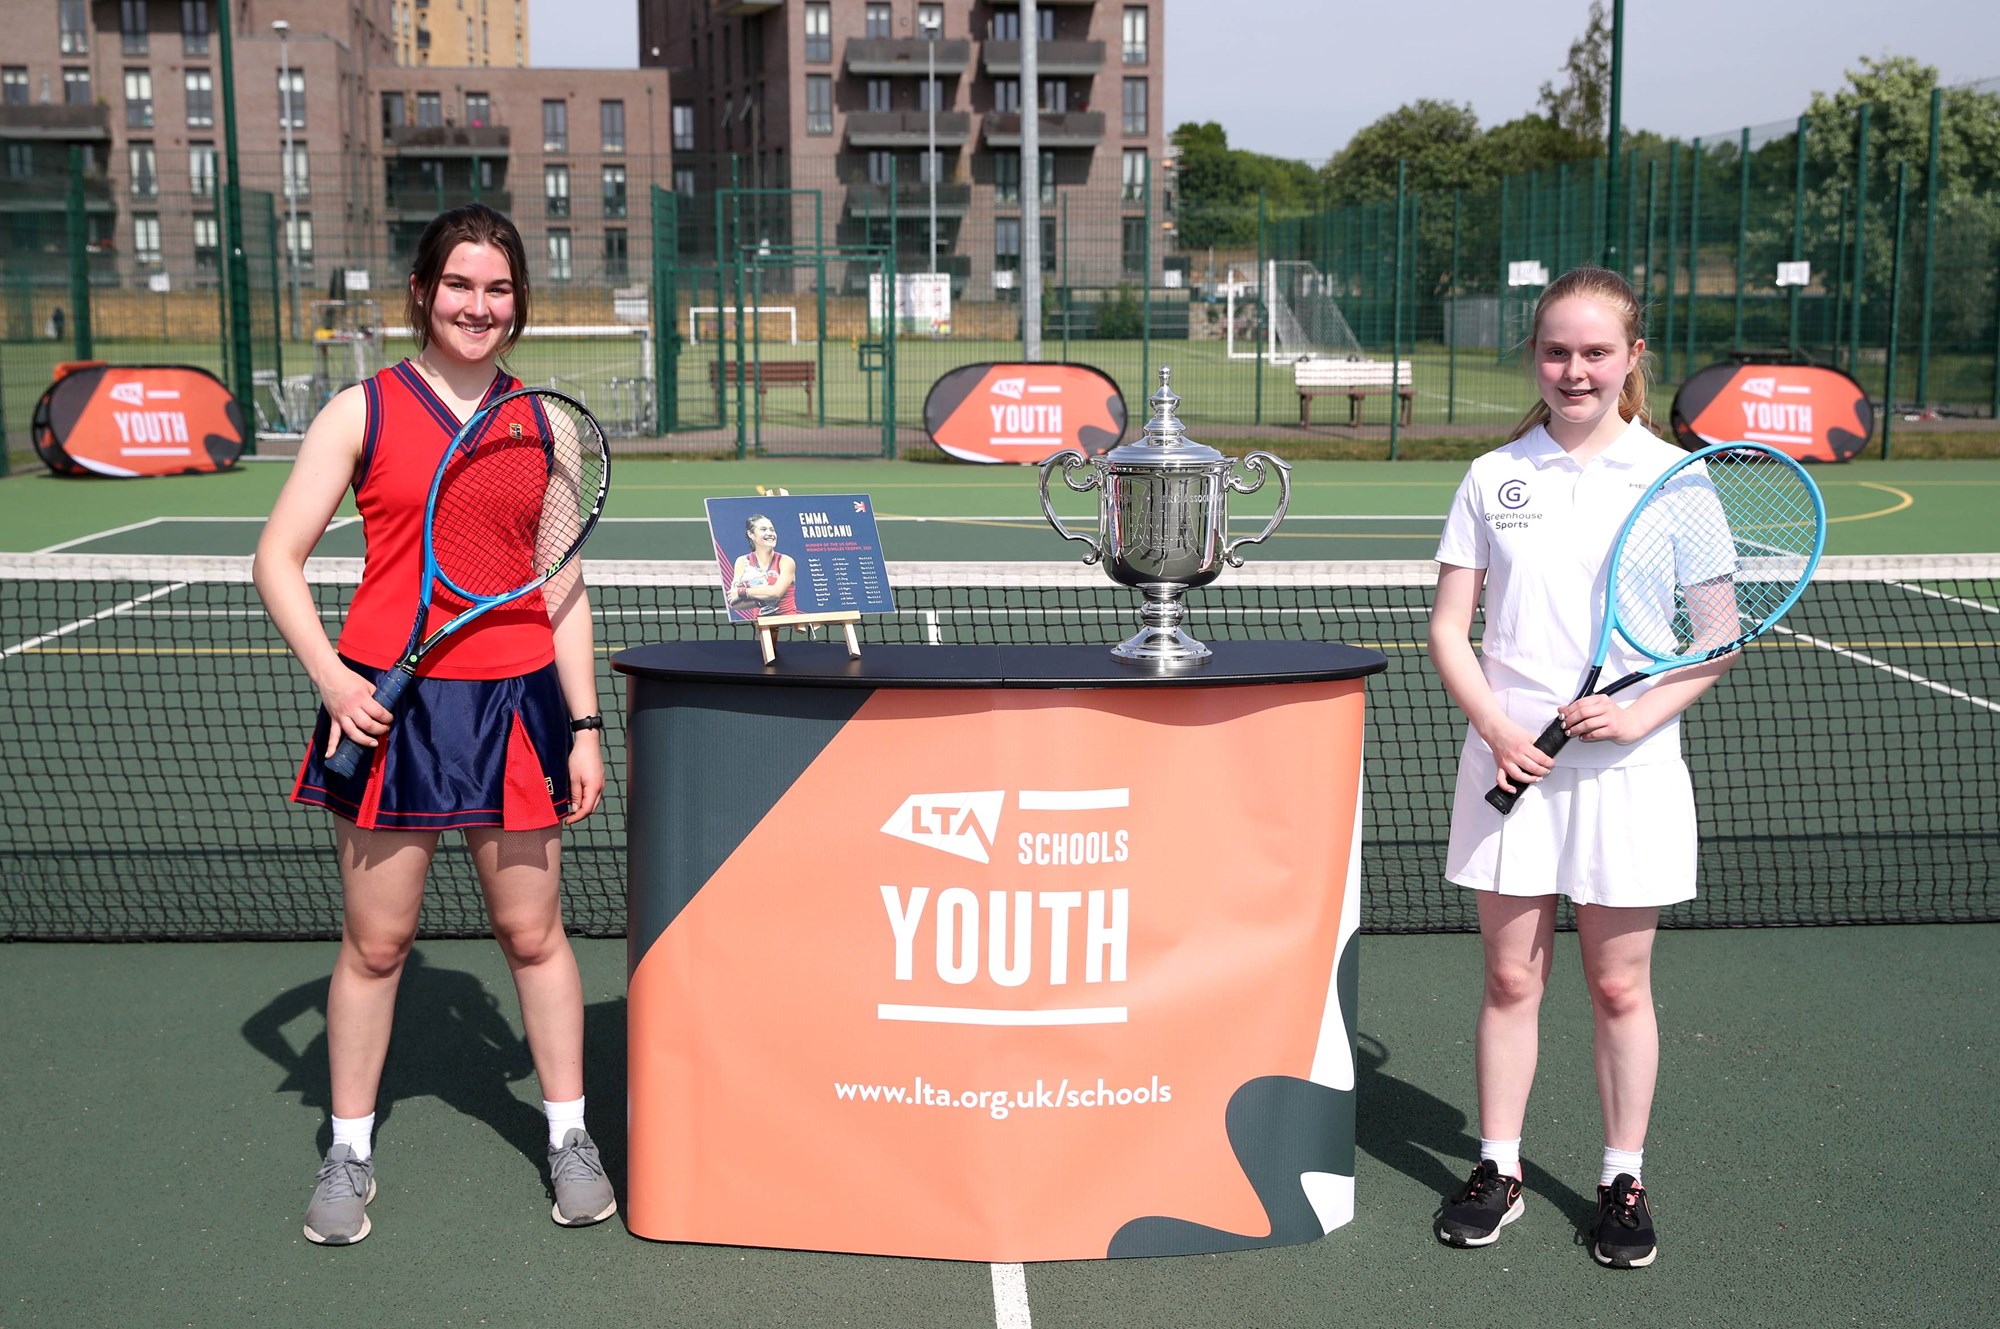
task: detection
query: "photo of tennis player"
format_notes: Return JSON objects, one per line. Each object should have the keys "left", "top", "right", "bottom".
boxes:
{"left": 722, "top": 513, "right": 798, "bottom": 622}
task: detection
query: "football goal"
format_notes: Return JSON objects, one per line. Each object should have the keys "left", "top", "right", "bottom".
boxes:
{"left": 688, "top": 305, "right": 800, "bottom": 346}
{"left": 1225, "top": 261, "right": 1364, "bottom": 362}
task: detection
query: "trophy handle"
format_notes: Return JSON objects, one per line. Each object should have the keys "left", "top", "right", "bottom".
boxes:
{"left": 1038, "top": 449, "right": 1104, "bottom": 565}
{"left": 1222, "top": 451, "right": 1293, "bottom": 567}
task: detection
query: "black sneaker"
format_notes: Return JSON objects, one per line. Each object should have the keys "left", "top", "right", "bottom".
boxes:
{"left": 1435, "top": 1159, "right": 1525, "bottom": 1247}
{"left": 1593, "top": 1173, "right": 1657, "bottom": 1268}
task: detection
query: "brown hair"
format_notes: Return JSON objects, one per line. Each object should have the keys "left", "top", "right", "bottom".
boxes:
{"left": 1506, "top": 265, "right": 1653, "bottom": 442}
{"left": 404, "top": 203, "right": 530, "bottom": 357}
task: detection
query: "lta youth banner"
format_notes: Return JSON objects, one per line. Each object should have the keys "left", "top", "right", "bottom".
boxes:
{"left": 32, "top": 363, "right": 246, "bottom": 476}
{"left": 625, "top": 681, "right": 1367, "bottom": 1261}
{"left": 1670, "top": 361, "right": 1874, "bottom": 463}
{"left": 923, "top": 362, "right": 1127, "bottom": 464}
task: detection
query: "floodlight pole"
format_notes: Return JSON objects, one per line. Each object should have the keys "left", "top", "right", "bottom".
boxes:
{"left": 1020, "top": 0, "right": 1042, "bottom": 360}
{"left": 274, "top": 20, "right": 301, "bottom": 342}
{"left": 921, "top": 10, "right": 939, "bottom": 275}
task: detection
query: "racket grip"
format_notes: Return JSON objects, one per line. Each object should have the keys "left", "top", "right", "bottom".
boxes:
{"left": 323, "top": 666, "right": 416, "bottom": 781}
{"left": 1482, "top": 716, "right": 1574, "bottom": 816}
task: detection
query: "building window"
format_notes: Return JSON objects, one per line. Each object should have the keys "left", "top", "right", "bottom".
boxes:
{"left": 1122, "top": 78, "right": 1147, "bottom": 135}
{"left": 286, "top": 214, "right": 315, "bottom": 267}
{"left": 279, "top": 69, "right": 305, "bottom": 129}
{"left": 1122, "top": 216, "right": 1146, "bottom": 277}
{"left": 189, "top": 142, "right": 216, "bottom": 198}
{"left": 602, "top": 165, "right": 627, "bottom": 219}
{"left": 416, "top": 91, "right": 442, "bottom": 128}
{"left": 7, "top": 142, "right": 33, "bottom": 178}
{"left": 993, "top": 79, "right": 1019, "bottom": 115}
{"left": 184, "top": 70, "right": 214, "bottom": 129}
{"left": 182, "top": 1, "right": 211, "bottom": 56}
{"left": 867, "top": 79, "right": 892, "bottom": 113}
{"left": 542, "top": 99, "right": 567, "bottom": 151}
{"left": 804, "top": 2, "right": 830, "bottom": 62}
{"left": 282, "top": 144, "right": 309, "bottom": 200}
{"left": 993, "top": 152, "right": 1019, "bottom": 203}
{"left": 674, "top": 167, "right": 696, "bottom": 199}
{"left": 134, "top": 213, "right": 162, "bottom": 264}
{"left": 1, "top": 67, "right": 27, "bottom": 107}
{"left": 382, "top": 92, "right": 406, "bottom": 133}
{"left": 545, "top": 165, "right": 570, "bottom": 217}
{"left": 918, "top": 149, "right": 942, "bottom": 185}
{"left": 121, "top": 0, "right": 149, "bottom": 54}
{"left": 547, "top": 229, "right": 572, "bottom": 281}
{"left": 1122, "top": 149, "right": 1146, "bottom": 202}
{"left": 671, "top": 102, "right": 694, "bottom": 152}
{"left": 921, "top": 78, "right": 945, "bottom": 113}
{"left": 989, "top": 9, "right": 1051, "bottom": 40}
{"left": 60, "top": 0, "right": 89, "bottom": 54}
{"left": 994, "top": 217, "right": 1021, "bottom": 272}
{"left": 124, "top": 71, "right": 154, "bottom": 129}
{"left": 806, "top": 76, "right": 832, "bottom": 135}
{"left": 604, "top": 228, "right": 628, "bottom": 280}
{"left": 1122, "top": 7, "right": 1148, "bottom": 64}
{"left": 866, "top": 150, "right": 893, "bottom": 186}
{"left": 129, "top": 142, "right": 158, "bottom": 196}
{"left": 865, "top": 3, "right": 892, "bottom": 38}
{"left": 466, "top": 92, "right": 490, "bottom": 127}
{"left": 64, "top": 68, "right": 92, "bottom": 105}
{"left": 600, "top": 99, "right": 624, "bottom": 152}
{"left": 193, "top": 214, "right": 219, "bottom": 272}
{"left": 1040, "top": 80, "right": 1067, "bottom": 113}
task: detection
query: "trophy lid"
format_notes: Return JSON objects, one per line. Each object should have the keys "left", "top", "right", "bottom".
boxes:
{"left": 1103, "top": 366, "right": 1227, "bottom": 468}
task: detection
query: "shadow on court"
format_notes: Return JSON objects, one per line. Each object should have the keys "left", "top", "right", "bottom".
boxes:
{"left": 239, "top": 948, "right": 631, "bottom": 1189}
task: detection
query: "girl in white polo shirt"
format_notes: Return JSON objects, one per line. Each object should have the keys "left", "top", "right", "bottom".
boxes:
{"left": 1426, "top": 266, "right": 1738, "bottom": 1269}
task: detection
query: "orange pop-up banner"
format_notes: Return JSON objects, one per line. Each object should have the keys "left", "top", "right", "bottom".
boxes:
{"left": 626, "top": 681, "right": 1366, "bottom": 1261}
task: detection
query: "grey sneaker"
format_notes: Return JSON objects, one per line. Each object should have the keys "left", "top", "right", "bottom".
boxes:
{"left": 303, "top": 1144, "right": 376, "bottom": 1245}
{"left": 548, "top": 1128, "right": 617, "bottom": 1226}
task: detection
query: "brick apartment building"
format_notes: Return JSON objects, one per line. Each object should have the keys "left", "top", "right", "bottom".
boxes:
{"left": 638, "top": 0, "right": 1168, "bottom": 302}
{"left": 0, "top": 0, "right": 668, "bottom": 309}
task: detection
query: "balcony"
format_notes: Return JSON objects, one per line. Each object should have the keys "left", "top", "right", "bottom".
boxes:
{"left": 383, "top": 124, "right": 512, "bottom": 155}
{"left": 982, "top": 39, "right": 1104, "bottom": 76}
{"left": 720, "top": 0, "right": 782, "bottom": 11}
{"left": 983, "top": 111, "right": 1103, "bottom": 148}
{"left": 0, "top": 103, "right": 112, "bottom": 141}
{"left": 845, "top": 110, "right": 970, "bottom": 147}
{"left": 845, "top": 180, "right": 973, "bottom": 217}
{"left": 845, "top": 37, "right": 971, "bottom": 76}
{"left": 384, "top": 185, "right": 513, "bottom": 217}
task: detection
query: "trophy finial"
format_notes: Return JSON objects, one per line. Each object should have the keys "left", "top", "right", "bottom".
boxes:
{"left": 1144, "top": 364, "right": 1184, "bottom": 447}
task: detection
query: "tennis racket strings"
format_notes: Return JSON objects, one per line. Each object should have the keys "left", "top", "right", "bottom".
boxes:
{"left": 1612, "top": 447, "right": 1824, "bottom": 665}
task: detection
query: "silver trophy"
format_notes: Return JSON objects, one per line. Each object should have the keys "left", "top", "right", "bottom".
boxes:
{"left": 1039, "top": 366, "right": 1292, "bottom": 666}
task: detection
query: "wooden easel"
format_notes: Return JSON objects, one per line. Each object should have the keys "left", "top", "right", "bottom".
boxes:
{"left": 756, "top": 611, "right": 862, "bottom": 665}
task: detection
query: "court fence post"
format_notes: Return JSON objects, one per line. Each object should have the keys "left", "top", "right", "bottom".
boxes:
{"left": 1916, "top": 86, "right": 1941, "bottom": 408}
{"left": 1882, "top": 162, "right": 1908, "bottom": 460}
{"left": 1389, "top": 160, "right": 1405, "bottom": 462}
{"left": 65, "top": 145, "right": 93, "bottom": 363}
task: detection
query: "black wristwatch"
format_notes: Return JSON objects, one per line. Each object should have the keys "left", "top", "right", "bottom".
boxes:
{"left": 569, "top": 714, "right": 604, "bottom": 733}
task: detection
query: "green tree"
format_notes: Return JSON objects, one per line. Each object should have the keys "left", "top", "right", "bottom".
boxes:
{"left": 1539, "top": 0, "right": 1613, "bottom": 141}
{"left": 1169, "top": 122, "right": 1321, "bottom": 248}
{"left": 1320, "top": 100, "right": 1484, "bottom": 205}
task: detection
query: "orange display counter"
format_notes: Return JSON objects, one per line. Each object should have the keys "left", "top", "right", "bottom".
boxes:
{"left": 612, "top": 639, "right": 1387, "bottom": 1261}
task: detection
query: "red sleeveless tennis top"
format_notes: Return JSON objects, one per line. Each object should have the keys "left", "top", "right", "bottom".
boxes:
{"left": 335, "top": 362, "right": 557, "bottom": 680}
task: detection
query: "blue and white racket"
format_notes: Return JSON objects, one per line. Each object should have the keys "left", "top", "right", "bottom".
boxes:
{"left": 325, "top": 387, "right": 611, "bottom": 779}
{"left": 1485, "top": 440, "right": 1827, "bottom": 815}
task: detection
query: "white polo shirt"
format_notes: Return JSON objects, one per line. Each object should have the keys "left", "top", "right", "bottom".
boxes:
{"left": 1435, "top": 420, "right": 1691, "bottom": 768}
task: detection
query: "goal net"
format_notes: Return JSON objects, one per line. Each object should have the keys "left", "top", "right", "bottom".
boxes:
{"left": 1267, "top": 261, "right": 1364, "bottom": 362}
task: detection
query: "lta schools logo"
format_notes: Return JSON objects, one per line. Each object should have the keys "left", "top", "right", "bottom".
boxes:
{"left": 881, "top": 792, "right": 1005, "bottom": 863}
{"left": 1497, "top": 478, "right": 1530, "bottom": 510}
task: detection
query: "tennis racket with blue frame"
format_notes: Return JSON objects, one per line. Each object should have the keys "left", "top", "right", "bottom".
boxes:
{"left": 325, "top": 386, "right": 611, "bottom": 779}
{"left": 1485, "top": 440, "right": 1827, "bottom": 815}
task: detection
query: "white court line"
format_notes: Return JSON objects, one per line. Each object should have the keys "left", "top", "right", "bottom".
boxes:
{"left": 991, "top": 1262, "right": 1032, "bottom": 1329}
{"left": 1770, "top": 624, "right": 2000, "bottom": 713}
{"left": 3, "top": 582, "right": 191, "bottom": 660}
{"left": 35, "top": 516, "right": 169, "bottom": 554}
{"left": 34, "top": 514, "right": 357, "bottom": 555}
{"left": 1890, "top": 581, "right": 1999, "bottom": 615}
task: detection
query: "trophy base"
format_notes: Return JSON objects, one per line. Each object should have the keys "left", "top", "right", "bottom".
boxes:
{"left": 1110, "top": 625, "right": 1213, "bottom": 667}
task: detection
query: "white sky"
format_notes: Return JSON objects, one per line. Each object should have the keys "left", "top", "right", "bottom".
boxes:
{"left": 530, "top": 0, "right": 1998, "bottom": 161}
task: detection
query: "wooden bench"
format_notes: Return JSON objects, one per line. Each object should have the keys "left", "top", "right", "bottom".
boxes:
{"left": 710, "top": 359, "right": 816, "bottom": 411}
{"left": 1295, "top": 358, "right": 1414, "bottom": 426}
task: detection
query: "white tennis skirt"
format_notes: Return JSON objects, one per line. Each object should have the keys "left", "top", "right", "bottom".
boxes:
{"left": 1444, "top": 741, "right": 1698, "bottom": 908}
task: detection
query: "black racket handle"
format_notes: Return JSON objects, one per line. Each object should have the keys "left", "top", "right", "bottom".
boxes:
{"left": 324, "top": 665, "right": 417, "bottom": 780}
{"left": 1483, "top": 715, "right": 1573, "bottom": 815}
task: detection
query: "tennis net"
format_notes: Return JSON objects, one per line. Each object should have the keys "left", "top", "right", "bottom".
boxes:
{"left": 3, "top": 553, "right": 1994, "bottom": 939}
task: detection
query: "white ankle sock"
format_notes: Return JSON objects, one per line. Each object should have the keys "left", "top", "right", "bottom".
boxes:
{"left": 1479, "top": 1136, "right": 1522, "bottom": 1178}
{"left": 1602, "top": 1146, "right": 1644, "bottom": 1186}
{"left": 330, "top": 1112, "right": 375, "bottom": 1162}
{"left": 545, "top": 1096, "right": 586, "bottom": 1149}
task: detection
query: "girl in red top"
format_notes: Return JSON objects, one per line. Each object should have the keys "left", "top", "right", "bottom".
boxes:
{"left": 254, "top": 205, "right": 614, "bottom": 1244}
